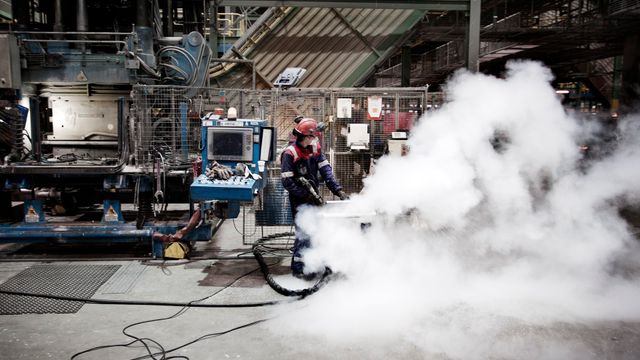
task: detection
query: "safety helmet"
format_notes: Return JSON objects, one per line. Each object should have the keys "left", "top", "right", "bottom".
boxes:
{"left": 293, "top": 118, "right": 318, "bottom": 137}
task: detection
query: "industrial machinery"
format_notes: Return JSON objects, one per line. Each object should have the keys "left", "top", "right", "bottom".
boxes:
{"left": 0, "top": 0, "right": 276, "bottom": 257}
{"left": 191, "top": 114, "right": 275, "bottom": 206}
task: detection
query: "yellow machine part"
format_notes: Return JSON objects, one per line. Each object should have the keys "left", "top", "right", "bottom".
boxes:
{"left": 164, "top": 242, "right": 190, "bottom": 260}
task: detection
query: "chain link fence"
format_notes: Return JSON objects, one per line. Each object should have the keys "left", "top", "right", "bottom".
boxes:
{"left": 131, "top": 86, "right": 437, "bottom": 244}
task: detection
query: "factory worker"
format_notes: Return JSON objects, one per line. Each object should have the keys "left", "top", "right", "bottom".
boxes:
{"left": 281, "top": 118, "right": 348, "bottom": 279}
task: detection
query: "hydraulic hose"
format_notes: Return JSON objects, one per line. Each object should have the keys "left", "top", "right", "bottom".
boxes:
{"left": 252, "top": 232, "right": 332, "bottom": 297}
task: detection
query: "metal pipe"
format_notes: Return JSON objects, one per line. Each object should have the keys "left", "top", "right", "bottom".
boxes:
{"left": 0, "top": 227, "right": 154, "bottom": 239}
{"left": 34, "top": 188, "right": 61, "bottom": 199}
{"left": 466, "top": 0, "right": 481, "bottom": 72}
{"left": 209, "top": 0, "right": 218, "bottom": 56}
{"left": 53, "top": 0, "right": 64, "bottom": 35}
{"left": 21, "top": 39, "right": 129, "bottom": 45}
{"left": 41, "top": 141, "right": 118, "bottom": 146}
{"left": 14, "top": 31, "right": 135, "bottom": 36}
{"left": 118, "top": 97, "right": 125, "bottom": 161}
{"left": 152, "top": 209, "right": 202, "bottom": 242}
{"left": 77, "top": 0, "right": 88, "bottom": 32}
{"left": 136, "top": 0, "right": 151, "bottom": 28}
{"left": 29, "top": 97, "right": 41, "bottom": 162}
{"left": 166, "top": 0, "right": 174, "bottom": 36}
{"left": 21, "top": 38, "right": 130, "bottom": 53}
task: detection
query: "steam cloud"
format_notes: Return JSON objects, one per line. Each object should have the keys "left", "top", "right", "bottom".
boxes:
{"left": 270, "top": 60, "right": 640, "bottom": 359}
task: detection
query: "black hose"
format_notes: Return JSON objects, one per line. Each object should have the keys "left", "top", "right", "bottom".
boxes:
{"left": 252, "top": 232, "right": 332, "bottom": 297}
{"left": 0, "top": 289, "right": 283, "bottom": 308}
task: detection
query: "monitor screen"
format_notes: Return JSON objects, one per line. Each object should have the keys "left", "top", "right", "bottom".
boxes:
{"left": 212, "top": 132, "right": 243, "bottom": 156}
{"left": 207, "top": 127, "right": 253, "bottom": 162}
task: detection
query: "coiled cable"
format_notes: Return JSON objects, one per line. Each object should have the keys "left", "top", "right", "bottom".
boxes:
{"left": 252, "top": 232, "right": 332, "bottom": 297}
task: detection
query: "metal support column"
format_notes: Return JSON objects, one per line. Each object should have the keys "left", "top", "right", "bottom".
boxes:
{"left": 401, "top": 45, "right": 411, "bottom": 86}
{"left": 621, "top": 34, "right": 640, "bottom": 114}
{"left": 165, "top": 0, "right": 174, "bottom": 36}
{"left": 209, "top": 1, "right": 219, "bottom": 57}
{"left": 29, "top": 97, "right": 41, "bottom": 162}
{"left": 466, "top": 0, "right": 481, "bottom": 72}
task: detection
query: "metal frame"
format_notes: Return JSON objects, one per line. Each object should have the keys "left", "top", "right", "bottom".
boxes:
{"left": 213, "top": 1, "right": 480, "bottom": 73}
{"left": 218, "top": 1, "right": 470, "bottom": 11}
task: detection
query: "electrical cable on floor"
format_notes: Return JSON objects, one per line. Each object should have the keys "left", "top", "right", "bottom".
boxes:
{"left": 121, "top": 264, "right": 277, "bottom": 360}
{"left": 0, "top": 289, "right": 284, "bottom": 308}
{"left": 120, "top": 266, "right": 263, "bottom": 360}
{"left": 129, "top": 318, "right": 271, "bottom": 360}
{"left": 0, "top": 235, "right": 334, "bottom": 357}
{"left": 66, "top": 263, "right": 280, "bottom": 360}
{"left": 232, "top": 217, "right": 257, "bottom": 237}
{"left": 70, "top": 338, "right": 165, "bottom": 360}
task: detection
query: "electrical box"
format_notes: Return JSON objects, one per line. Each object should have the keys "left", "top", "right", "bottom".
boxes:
{"left": 387, "top": 131, "right": 409, "bottom": 156}
{"left": 0, "top": 33, "right": 21, "bottom": 89}
{"left": 273, "top": 67, "right": 306, "bottom": 87}
{"left": 347, "top": 123, "right": 370, "bottom": 151}
{"left": 47, "top": 96, "right": 119, "bottom": 140}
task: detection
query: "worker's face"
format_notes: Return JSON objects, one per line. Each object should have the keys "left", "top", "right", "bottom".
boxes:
{"left": 301, "top": 134, "right": 316, "bottom": 147}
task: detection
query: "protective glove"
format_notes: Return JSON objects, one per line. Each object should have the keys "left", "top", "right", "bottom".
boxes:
{"left": 336, "top": 190, "right": 349, "bottom": 201}
{"left": 206, "top": 161, "right": 233, "bottom": 180}
{"left": 306, "top": 192, "right": 325, "bottom": 206}
{"left": 235, "top": 163, "right": 248, "bottom": 177}
{"left": 215, "top": 166, "right": 233, "bottom": 180}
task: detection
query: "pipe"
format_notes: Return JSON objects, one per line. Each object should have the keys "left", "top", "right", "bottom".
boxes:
{"left": 76, "top": 0, "right": 88, "bottom": 32}
{"left": 15, "top": 31, "right": 135, "bottom": 36}
{"left": 21, "top": 39, "right": 129, "bottom": 46}
{"left": 136, "top": 0, "right": 151, "bottom": 28}
{"left": 53, "top": 0, "right": 64, "bottom": 35}
{"left": 152, "top": 209, "right": 202, "bottom": 242}
{"left": 0, "top": 227, "right": 153, "bottom": 239}
{"left": 166, "top": 0, "right": 174, "bottom": 36}
{"left": 29, "top": 97, "right": 41, "bottom": 163}
{"left": 209, "top": 1, "right": 218, "bottom": 56}
{"left": 135, "top": 0, "right": 155, "bottom": 68}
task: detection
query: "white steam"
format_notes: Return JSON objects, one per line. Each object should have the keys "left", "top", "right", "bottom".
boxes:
{"left": 269, "top": 60, "right": 640, "bottom": 359}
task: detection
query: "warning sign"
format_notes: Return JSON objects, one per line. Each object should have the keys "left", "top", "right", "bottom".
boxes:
{"left": 367, "top": 96, "right": 382, "bottom": 120}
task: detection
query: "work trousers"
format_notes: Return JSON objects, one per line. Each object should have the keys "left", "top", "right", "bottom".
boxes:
{"left": 289, "top": 195, "right": 313, "bottom": 276}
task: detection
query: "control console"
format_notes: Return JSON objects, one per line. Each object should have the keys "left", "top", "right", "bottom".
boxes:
{"left": 191, "top": 174, "right": 259, "bottom": 202}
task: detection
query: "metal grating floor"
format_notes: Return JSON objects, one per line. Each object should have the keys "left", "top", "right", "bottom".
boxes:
{"left": 98, "top": 262, "right": 146, "bottom": 295}
{"left": 0, "top": 264, "right": 120, "bottom": 315}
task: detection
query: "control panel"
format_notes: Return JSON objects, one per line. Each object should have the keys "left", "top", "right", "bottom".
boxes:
{"left": 190, "top": 116, "right": 275, "bottom": 217}
{"left": 191, "top": 174, "right": 260, "bottom": 202}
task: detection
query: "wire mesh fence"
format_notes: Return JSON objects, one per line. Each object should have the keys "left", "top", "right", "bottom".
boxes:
{"left": 130, "top": 86, "right": 437, "bottom": 244}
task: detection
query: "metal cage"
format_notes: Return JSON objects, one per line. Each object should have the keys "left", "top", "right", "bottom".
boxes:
{"left": 130, "top": 86, "right": 439, "bottom": 244}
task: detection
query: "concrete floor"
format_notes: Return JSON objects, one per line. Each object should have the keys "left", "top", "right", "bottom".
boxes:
{"left": 1, "top": 219, "right": 640, "bottom": 360}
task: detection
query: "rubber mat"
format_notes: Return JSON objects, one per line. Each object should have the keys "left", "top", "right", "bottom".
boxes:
{"left": 0, "top": 264, "right": 120, "bottom": 315}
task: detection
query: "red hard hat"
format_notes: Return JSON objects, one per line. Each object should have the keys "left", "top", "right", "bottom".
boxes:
{"left": 293, "top": 118, "right": 318, "bottom": 136}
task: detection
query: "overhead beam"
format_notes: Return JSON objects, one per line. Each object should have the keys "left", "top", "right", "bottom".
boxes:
{"left": 217, "top": 1, "right": 469, "bottom": 11}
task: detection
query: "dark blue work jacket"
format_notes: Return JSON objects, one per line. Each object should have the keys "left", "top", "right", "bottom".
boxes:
{"left": 281, "top": 141, "right": 342, "bottom": 203}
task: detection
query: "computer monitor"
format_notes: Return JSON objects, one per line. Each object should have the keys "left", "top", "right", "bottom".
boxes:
{"left": 207, "top": 127, "right": 254, "bottom": 162}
